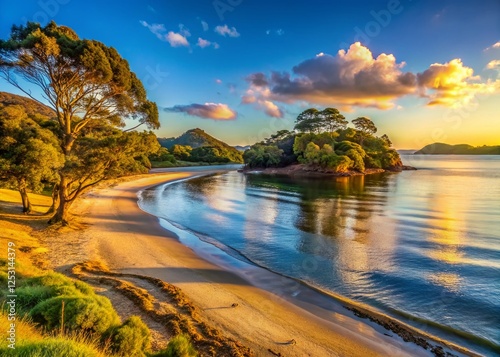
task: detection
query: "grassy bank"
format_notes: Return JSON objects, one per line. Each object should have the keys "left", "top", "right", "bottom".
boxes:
{"left": 0, "top": 190, "right": 197, "bottom": 357}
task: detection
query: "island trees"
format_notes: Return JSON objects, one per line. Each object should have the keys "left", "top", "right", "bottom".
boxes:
{"left": 244, "top": 107, "right": 402, "bottom": 172}
{"left": 0, "top": 22, "right": 159, "bottom": 224}
{"left": 294, "top": 108, "right": 348, "bottom": 133}
{"left": 352, "top": 116, "right": 377, "bottom": 145}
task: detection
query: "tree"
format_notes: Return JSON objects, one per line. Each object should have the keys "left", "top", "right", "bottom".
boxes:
{"left": 171, "top": 145, "right": 192, "bottom": 161}
{"left": 0, "top": 105, "right": 63, "bottom": 213}
{"left": 381, "top": 134, "right": 392, "bottom": 147}
{"left": 190, "top": 146, "right": 228, "bottom": 163}
{"left": 294, "top": 108, "right": 321, "bottom": 133}
{"left": 319, "top": 108, "right": 348, "bottom": 132}
{"left": 352, "top": 117, "right": 377, "bottom": 145}
{"left": 0, "top": 22, "right": 159, "bottom": 224}
{"left": 264, "top": 129, "right": 293, "bottom": 145}
{"left": 243, "top": 144, "right": 283, "bottom": 168}
{"left": 63, "top": 126, "right": 160, "bottom": 198}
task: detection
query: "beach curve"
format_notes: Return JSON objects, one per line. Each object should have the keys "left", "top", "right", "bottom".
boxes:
{"left": 50, "top": 168, "right": 459, "bottom": 357}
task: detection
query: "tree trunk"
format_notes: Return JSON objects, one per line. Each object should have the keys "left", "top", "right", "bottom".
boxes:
{"left": 19, "top": 182, "right": 32, "bottom": 214}
{"left": 48, "top": 176, "right": 71, "bottom": 225}
{"left": 46, "top": 183, "right": 60, "bottom": 214}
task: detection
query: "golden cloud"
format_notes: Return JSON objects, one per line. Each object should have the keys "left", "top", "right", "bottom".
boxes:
{"left": 418, "top": 59, "right": 499, "bottom": 107}
{"left": 242, "top": 43, "right": 500, "bottom": 116}
{"left": 164, "top": 103, "right": 237, "bottom": 120}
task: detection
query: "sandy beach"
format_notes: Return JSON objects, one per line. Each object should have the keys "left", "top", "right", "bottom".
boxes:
{"left": 39, "top": 168, "right": 459, "bottom": 357}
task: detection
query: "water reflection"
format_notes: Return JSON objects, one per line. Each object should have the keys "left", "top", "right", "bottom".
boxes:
{"left": 142, "top": 160, "right": 500, "bottom": 354}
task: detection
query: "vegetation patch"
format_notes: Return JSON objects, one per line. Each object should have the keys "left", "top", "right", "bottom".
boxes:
{"left": 244, "top": 108, "right": 403, "bottom": 174}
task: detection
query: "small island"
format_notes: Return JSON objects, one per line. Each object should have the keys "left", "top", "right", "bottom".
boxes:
{"left": 415, "top": 142, "right": 500, "bottom": 155}
{"left": 243, "top": 108, "right": 415, "bottom": 176}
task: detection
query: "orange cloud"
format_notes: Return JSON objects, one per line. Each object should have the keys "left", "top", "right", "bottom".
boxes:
{"left": 418, "top": 59, "right": 499, "bottom": 107}
{"left": 165, "top": 103, "right": 237, "bottom": 120}
{"left": 242, "top": 80, "right": 283, "bottom": 118}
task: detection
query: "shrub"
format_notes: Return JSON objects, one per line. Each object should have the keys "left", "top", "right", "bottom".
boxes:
{"left": 23, "top": 272, "right": 95, "bottom": 296}
{"left": 322, "top": 155, "right": 352, "bottom": 172}
{"left": 17, "top": 285, "right": 55, "bottom": 313}
{"left": 243, "top": 144, "right": 283, "bottom": 168}
{"left": 30, "top": 295, "right": 120, "bottom": 335}
{"left": 293, "top": 133, "right": 335, "bottom": 156}
{"left": 156, "top": 334, "right": 197, "bottom": 357}
{"left": 16, "top": 272, "right": 96, "bottom": 313}
{"left": 1, "top": 338, "right": 103, "bottom": 357}
{"left": 110, "top": 316, "right": 151, "bottom": 357}
{"left": 0, "top": 271, "right": 7, "bottom": 285}
{"left": 303, "top": 142, "right": 320, "bottom": 164}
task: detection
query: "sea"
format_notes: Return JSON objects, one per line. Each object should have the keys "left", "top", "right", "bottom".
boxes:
{"left": 139, "top": 156, "right": 500, "bottom": 356}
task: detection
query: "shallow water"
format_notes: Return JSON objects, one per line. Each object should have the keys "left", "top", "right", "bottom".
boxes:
{"left": 140, "top": 156, "right": 500, "bottom": 356}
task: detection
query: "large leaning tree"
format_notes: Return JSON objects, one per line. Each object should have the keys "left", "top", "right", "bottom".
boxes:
{"left": 0, "top": 22, "right": 159, "bottom": 224}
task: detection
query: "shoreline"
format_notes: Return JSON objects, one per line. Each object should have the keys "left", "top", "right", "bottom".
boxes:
{"left": 140, "top": 179, "right": 481, "bottom": 357}
{"left": 50, "top": 168, "right": 475, "bottom": 356}
{"left": 239, "top": 163, "right": 416, "bottom": 177}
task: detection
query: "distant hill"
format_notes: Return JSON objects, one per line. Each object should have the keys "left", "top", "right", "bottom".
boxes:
{"left": 415, "top": 142, "right": 500, "bottom": 155}
{"left": 0, "top": 91, "right": 55, "bottom": 117}
{"left": 158, "top": 128, "right": 243, "bottom": 163}
{"left": 233, "top": 145, "right": 251, "bottom": 152}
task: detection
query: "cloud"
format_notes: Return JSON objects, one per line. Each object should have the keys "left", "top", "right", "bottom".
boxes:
{"left": 246, "top": 73, "right": 268, "bottom": 87}
{"left": 196, "top": 37, "right": 219, "bottom": 49}
{"left": 215, "top": 25, "right": 240, "bottom": 37}
{"left": 485, "top": 41, "right": 500, "bottom": 51}
{"left": 147, "top": 5, "right": 156, "bottom": 13}
{"left": 141, "top": 21, "right": 190, "bottom": 47}
{"left": 261, "top": 100, "right": 283, "bottom": 118}
{"left": 164, "top": 103, "right": 237, "bottom": 120}
{"left": 140, "top": 20, "right": 166, "bottom": 40}
{"left": 486, "top": 60, "right": 500, "bottom": 70}
{"left": 417, "top": 59, "right": 498, "bottom": 107}
{"left": 242, "top": 77, "right": 284, "bottom": 118}
{"left": 266, "top": 29, "right": 285, "bottom": 36}
{"left": 166, "top": 31, "right": 189, "bottom": 47}
{"left": 215, "top": 79, "right": 222, "bottom": 84}
{"left": 201, "top": 20, "right": 209, "bottom": 31}
{"left": 241, "top": 42, "right": 500, "bottom": 115}
{"left": 248, "top": 42, "right": 417, "bottom": 110}
{"left": 197, "top": 38, "right": 211, "bottom": 48}
{"left": 178, "top": 24, "right": 191, "bottom": 37}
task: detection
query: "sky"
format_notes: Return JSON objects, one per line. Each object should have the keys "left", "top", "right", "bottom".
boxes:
{"left": 0, "top": 0, "right": 499, "bottom": 149}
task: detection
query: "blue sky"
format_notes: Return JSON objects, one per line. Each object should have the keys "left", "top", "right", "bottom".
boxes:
{"left": 1, "top": 0, "right": 499, "bottom": 148}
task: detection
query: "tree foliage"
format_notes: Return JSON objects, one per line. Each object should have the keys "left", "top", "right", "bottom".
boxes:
{"left": 352, "top": 116, "right": 377, "bottom": 145}
{"left": 243, "top": 144, "right": 284, "bottom": 168}
{"left": 246, "top": 107, "right": 402, "bottom": 173}
{"left": 294, "top": 108, "right": 348, "bottom": 133}
{"left": 171, "top": 145, "right": 192, "bottom": 161}
{"left": 0, "top": 104, "right": 63, "bottom": 213}
{"left": 0, "top": 22, "right": 160, "bottom": 224}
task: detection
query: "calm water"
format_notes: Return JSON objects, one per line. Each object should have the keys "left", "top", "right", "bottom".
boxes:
{"left": 140, "top": 156, "right": 500, "bottom": 355}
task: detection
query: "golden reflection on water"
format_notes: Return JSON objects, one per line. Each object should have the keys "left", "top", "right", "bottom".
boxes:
{"left": 415, "top": 175, "right": 472, "bottom": 291}
{"left": 427, "top": 272, "right": 462, "bottom": 293}
{"left": 425, "top": 182, "right": 466, "bottom": 267}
